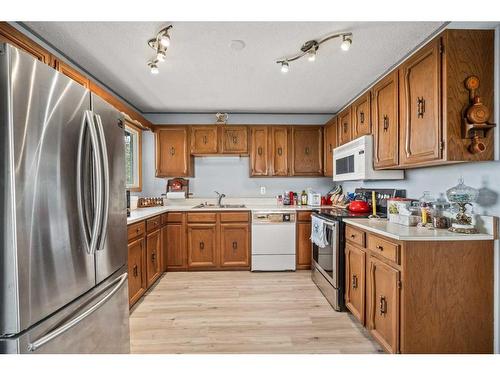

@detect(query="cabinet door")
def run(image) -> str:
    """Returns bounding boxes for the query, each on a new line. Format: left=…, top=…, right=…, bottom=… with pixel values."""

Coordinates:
left=338, top=107, right=352, bottom=146
left=54, top=60, right=90, bottom=89
left=191, top=126, right=218, bottom=154
left=290, top=127, right=323, bottom=176
left=270, top=126, right=289, bottom=176
left=250, top=126, right=269, bottom=176
left=165, top=223, right=187, bottom=271
left=399, top=38, right=442, bottom=166
left=187, top=224, right=218, bottom=269
left=323, top=118, right=337, bottom=177
left=352, top=92, right=371, bottom=139
left=221, top=126, right=248, bottom=154
left=220, top=223, right=250, bottom=268
left=296, top=222, right=312, bottom=270
left=367, top=256, right=400, bottom=353
left=146, top=229, right=162, bottom=288
left=128, top=237, right=146, bottom=307
left=0, top=22, right=53, bottom=65
left=345, top=243, right=366, bottom=324
left=155, top=127, right=192, bottom=177
left=373, top=71, right=399, bottom=168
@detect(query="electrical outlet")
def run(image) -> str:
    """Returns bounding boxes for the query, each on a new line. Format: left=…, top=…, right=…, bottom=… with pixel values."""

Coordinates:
left=260, top=186, right=266, bottom=195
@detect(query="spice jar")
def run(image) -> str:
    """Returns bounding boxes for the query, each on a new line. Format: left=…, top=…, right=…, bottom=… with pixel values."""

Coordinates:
left=418, top=191, right=435, bottom=225
left=430, top=198, right=451, bottom=229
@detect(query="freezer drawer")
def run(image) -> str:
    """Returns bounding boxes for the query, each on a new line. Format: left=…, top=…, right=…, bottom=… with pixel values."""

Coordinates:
left=0, top=269, right=130, bottom=354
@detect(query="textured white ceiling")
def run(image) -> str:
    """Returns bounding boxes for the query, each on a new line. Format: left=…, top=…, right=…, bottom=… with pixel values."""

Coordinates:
left=25, top=22, right=445, bottom=113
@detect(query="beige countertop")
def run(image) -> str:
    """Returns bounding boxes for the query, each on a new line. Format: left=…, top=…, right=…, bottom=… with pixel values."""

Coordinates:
left=127, top=202, right=330, bottom=225
left=342, top=218, right=495, bottom=241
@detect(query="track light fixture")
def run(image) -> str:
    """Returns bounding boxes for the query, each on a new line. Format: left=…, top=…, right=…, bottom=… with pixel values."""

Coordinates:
left=276, top=31, right=353, bottom=73
left=147, top=25, right=173, bottom=74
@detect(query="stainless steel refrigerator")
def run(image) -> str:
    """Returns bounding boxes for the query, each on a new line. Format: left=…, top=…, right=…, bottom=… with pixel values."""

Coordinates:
left=0, top=43, right=130, bottom=353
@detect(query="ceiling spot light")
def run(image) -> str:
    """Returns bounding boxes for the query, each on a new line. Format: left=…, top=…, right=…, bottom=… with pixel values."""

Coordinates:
left=147, top=25, right=173, bottom=73
left=340, top=35, right=352, bottom=51
left=281, top=61, right=289, bottom=73
left=148, top=61, right=159, bottom=74
left=275, top=32, right=352, bottom=72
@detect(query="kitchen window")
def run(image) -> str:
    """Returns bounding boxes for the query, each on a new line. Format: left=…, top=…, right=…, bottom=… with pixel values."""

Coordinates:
left=124, top=122, right=142, bottom=191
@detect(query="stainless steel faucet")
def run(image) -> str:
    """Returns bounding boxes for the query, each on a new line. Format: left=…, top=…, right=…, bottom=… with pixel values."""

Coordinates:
left=214, top=191, right=226, bottom=207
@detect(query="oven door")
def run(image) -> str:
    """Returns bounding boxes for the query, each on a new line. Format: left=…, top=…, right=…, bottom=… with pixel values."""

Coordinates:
left=311, top=216, right=340, bottom=288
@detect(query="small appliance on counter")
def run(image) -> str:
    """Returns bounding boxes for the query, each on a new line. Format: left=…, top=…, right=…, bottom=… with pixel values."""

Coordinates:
left=307, top=191, right=322, bottom=206
left=310, top=188, right=405, bottom=311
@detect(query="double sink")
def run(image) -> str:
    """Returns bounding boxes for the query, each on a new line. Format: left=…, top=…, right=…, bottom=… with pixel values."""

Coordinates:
left=192, top=203, right=246, bottom=209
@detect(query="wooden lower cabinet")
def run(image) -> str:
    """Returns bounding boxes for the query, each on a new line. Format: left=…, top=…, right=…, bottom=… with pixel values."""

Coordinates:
left=220, top=223, right=250, bottom=268
left=345, top=224, right=494, bottom=354
left=345, top=243, right=366, bottom=325
left=296, top=211, right=312, bottom=270
left=146, top=229, right=162, bottom=287
left=366, top=256, right=400, bottom=354
left=187, top=224, right=218, bottom=269
left=127, top=237, right=146, bottom=307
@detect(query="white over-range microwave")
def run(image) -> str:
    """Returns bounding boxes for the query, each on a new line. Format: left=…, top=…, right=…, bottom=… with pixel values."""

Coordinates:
left=333, top=135, right=404, bottom=181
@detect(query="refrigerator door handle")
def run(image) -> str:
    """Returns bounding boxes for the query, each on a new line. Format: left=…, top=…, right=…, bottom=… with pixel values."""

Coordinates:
left=26, top=272, right=128, bottom=352
left=94, top=113, right=110, bottom=251
left=77, top=110, right=103, bottom=255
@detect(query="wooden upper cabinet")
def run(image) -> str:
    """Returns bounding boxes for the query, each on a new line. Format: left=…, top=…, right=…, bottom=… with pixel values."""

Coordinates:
left=399, top=38, right=442, bottom=167
left=290, top=126, right=323, bottom=176
left=191, top=126, right=218, bottom=154
left=345, top=243, right=366, bottom=325
left=250, top=126, right=270, bottom=176
left=220, top=223, right=250, bottom=268
left=54, top=60, right=90, bottom=89
left=372, top=70, right=399, bottom=169
left=338, top=107, right=352, bottom=146
left=367, top=256, right=400, bottom=354
left=323, top=117, right=337, bottom=177
left=270, top=126, right=289, bottom=176
left=352, top=92, right=371, bottom=139
left=155, top=127, right=193, bottom=177
left=221, top=126, right=248, bottom=154
left=0, top=22, right=53, bottom=65
left=187, top=224, right=218, bottom=269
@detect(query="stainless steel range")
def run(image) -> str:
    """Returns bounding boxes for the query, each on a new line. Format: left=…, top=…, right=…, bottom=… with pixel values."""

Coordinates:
left=311, top=189, right=405, bottom=311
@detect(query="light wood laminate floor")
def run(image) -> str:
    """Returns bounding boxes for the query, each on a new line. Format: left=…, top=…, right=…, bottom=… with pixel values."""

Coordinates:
left=129, top=271, right=382, bottom=354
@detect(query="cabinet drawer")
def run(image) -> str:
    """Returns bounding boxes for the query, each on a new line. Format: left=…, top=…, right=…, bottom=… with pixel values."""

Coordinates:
left=366, top=234, right=400, bottom=264
left=187, top=212, right=217, bottom=223
left=346, top=226, right=365, bottom=247
left=166, top=212, right=183, bottom=223
left=297, top=211, right=312, bottom=222
left=128, top=221, right=145, bottom=241
left=146, top=215, right=161, bottom=232
left=220, top=211, right=249, bottom=223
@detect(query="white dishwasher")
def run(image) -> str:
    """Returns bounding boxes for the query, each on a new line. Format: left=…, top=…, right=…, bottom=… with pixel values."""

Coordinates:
left=251, top=211, right=296, bottom=271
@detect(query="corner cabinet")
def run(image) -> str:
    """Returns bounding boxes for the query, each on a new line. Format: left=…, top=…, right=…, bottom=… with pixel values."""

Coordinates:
left=290, top=126, right=323, bottom=176
left=155, top=126, right=193, bottom=177
left=372, top=71, right=399, bottom=169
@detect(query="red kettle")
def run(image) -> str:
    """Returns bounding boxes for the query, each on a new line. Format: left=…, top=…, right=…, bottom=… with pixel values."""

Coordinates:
left=348, top=199, right=371, bottom=213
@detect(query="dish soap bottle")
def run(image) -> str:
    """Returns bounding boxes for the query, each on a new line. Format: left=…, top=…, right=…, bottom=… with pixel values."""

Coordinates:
left=301, top=190, right=308, bottom=206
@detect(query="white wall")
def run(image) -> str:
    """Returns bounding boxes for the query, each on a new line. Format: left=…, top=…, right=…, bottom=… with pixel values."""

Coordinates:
left=139, top=131, right=335, bottom=198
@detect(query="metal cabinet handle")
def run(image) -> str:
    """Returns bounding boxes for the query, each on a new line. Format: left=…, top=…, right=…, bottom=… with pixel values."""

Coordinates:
left=151, top=252, right=156, bottom=262
left=305, top=147, right=310, bottom=155
left=232, top=241, right=238, bottom=250
left=133, top=265, right=138, bottom=277
left=352, top=274, right=358, bottom=289
left=417, top=97, right=426, bottom=118
left=329, top=144, right=333, bottom=154
left=200, top=241, right=204, bottom=250
left=350, top=234, right=356, bottom=239
left=376, top=245, right=384, bottom=251
left=136, top=228, right=140, bottom=233
left=203, top=135, right=208, bottom=144
left=232, top=136, right=238, bottom=144
left=27, top=273, right=128, bottom=352
left=170, top=146, right=175, bottom=156
left=360, top=111, right=365, bottom=124
left=257, top=146, right=263, bottom=156
left=383, top=115, right=389, bottom=132
left=379, top=295, right=387, bottom=315
left=277, top=147, right=283, bottom=156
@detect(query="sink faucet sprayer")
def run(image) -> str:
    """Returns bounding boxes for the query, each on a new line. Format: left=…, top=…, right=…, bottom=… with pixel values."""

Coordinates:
left=214, top=191, right=226, bottom=207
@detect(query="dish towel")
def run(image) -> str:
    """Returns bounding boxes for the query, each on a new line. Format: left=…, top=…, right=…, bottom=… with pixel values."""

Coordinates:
left=310, top=215, right=329, bottom=248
